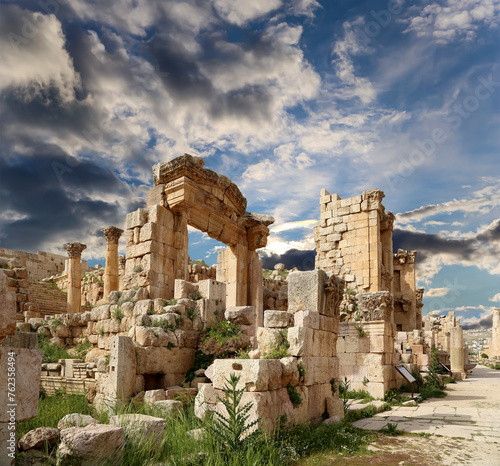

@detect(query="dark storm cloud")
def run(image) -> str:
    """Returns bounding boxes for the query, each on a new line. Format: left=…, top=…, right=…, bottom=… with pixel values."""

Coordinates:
left=476, top=219, right=500, bottom=243
left=260, top=248, right=316, bottom=271
left=462, top=314, right=493, bottom=330
left=392, top=228, right=476, bottom=263
left=0, top=147, right=131, bottom=251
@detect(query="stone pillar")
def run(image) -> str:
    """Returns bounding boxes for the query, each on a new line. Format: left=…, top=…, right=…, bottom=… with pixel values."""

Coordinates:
left=450, top=326, right=466, bottom=379
left=444, top=331, right=450, bottom=354
left=101, top=226, right=123, bottom=300
left=63, top=242, right=86, bottom=314
left=491, top=309, right=500, bottom=359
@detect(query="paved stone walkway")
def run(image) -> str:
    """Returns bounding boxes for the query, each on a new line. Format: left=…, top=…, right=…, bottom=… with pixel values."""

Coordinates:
left=353, top=365, right=500, bottom=444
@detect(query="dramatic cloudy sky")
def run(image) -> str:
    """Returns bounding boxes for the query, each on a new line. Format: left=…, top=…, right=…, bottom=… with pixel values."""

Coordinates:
left=0, top=0, right=499, bottom=329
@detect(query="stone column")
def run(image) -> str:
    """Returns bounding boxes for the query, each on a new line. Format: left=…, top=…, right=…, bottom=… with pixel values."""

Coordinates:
left=444, top=331, right=450, bottom=354
left=101, top=226, right=123, bottom=300
left=491, top=309, right=500, bottom=359
left=450, top=326, right=466, bottom=379
left=63, top=242, right=86, bottom=314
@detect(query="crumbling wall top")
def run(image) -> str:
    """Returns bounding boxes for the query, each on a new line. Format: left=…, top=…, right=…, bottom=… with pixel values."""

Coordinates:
left=153, top=154, right=247, bottom=215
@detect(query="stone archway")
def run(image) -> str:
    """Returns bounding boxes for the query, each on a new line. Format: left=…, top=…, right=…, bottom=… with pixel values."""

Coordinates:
left=123, top=154, right=274, bottom=324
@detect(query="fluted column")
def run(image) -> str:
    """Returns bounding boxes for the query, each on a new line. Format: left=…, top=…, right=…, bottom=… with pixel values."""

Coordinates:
left=101, top=226, right=123, bottom=300
left=63, top=242, right=86, bottom=313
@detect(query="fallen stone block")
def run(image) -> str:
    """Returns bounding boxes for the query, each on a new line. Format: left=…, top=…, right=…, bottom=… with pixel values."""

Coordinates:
left=57, top=424, right=124, bottom=466
left=18, top=427, right=60, bottom=451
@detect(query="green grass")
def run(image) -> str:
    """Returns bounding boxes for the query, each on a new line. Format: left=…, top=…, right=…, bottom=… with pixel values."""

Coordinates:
left=17, top=391, right=374, bottom=466
left=17, top=393, right=95, bottom=439
left=38, top=335, right=77, bottom=363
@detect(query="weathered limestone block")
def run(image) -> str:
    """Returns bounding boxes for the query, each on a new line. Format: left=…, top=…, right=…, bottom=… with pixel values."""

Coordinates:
left=194, top=383, right=218, bottom=419
left=263, top=310, right=290, bottom=328
left=91, top=305, right=110, bottom=322
left=356, top=291, right=393, bottom=321
left=313, top=330, right=337, bottom=357
left=135, top=347, right=195, bottom=375
left=109, top=336, right=136, bottom=401
left=212, top=359, right=276, bottom=392
left=0, top=270, right=16, bottom=337
left=144, top=389, right=166, bottom=404
left=174, top=280, right=198, bottom=300
left=288, top=385, right=309, bottom=426
left=0, top=347, right=42, bottom=422
left=280, top=356, right=299, bottom=387
left=287, top=327, right=314, bottom=357
left=299, top=357, right=336, bottom=385
left=18, top=427, right=60, bottom=451
left=287, top=270, right=327, bottom=315
left=126, top=208, right=148, bottom=230
left=110, top=414, right=166, bottom=448
left=153, top=400, right=183, bottom=418
left=225, top=306, right=254, bottom=325
left=135, top=326, right=159, bottom=347
left=256, top=327, right=283, bottom=355
left=197, top=279, right=226, bottom=305
left=294, top=310, right=319, bottom=329
left=57, top=424, right=124, bottom=466
left=57, top=414, right=100, bottom=430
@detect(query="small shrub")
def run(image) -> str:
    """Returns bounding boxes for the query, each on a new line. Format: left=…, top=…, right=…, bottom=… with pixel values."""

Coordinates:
left=379, top=422, right=403, bottom=436
left=298, top=363, right=306, bottom=378
left=38, top=335, right=74, bottom=363
left=98, top=327, right=105, bottom=337
left=330, top=378, right=337, bottom=396
left=263, top=329, right=290, bottom=359
left=151, top=315, right=181, bottom=332
left=189, top=291, right=202, bottom=301
left=208, top=373, right=261, bottom=454
left=74, top=339, right=92, bottom=360
left=166, top=298, right=178, bottom=306
left=287, top=384, right=303, bottom=408
left=166, top=342, right=176, bottom=350
left=112, top=307, right=123, bottom=322
left=50, top=317, right=62, bottom=331
left=355, top=324, right=366, bottom=337
left=481, top=353, right=488, bottom=359
left=133, top=265, right=143, bottom=273
left=186, top=306, right=197, bottom=321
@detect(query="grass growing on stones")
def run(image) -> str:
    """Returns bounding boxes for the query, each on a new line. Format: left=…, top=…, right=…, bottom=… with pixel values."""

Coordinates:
left=16, top=393, right=94, bottom=440
left=37, top=334, right=76, bottom=363
left=17, top=390, right=374, bottom=466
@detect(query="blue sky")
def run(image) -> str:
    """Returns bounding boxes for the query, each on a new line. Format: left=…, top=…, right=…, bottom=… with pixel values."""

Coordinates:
left=0, top=0, right=499, bottom=329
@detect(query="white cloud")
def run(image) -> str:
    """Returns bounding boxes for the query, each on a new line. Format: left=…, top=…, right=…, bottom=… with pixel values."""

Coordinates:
left=396, top=179, right=500, bottom=225
left=0, top=7, right=81, bottom=102
left=331, top=22, right=377, bottom=104
left=405, top=0, right=500, bottom=44
left=490, top=293, right=500, bottom=302
left=271, top=219, right=317, bottom=233
left=426, top=287, right=450, bottom=297
left=213, top=0, right=282, bottom=26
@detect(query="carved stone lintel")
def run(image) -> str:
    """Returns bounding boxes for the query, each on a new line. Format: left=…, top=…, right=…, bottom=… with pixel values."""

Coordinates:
left=101, top=226, right=124, bottom=244
left=63, top=242, right=87, bottom=258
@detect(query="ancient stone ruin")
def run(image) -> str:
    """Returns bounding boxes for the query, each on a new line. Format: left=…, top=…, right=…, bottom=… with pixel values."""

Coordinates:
left=0, top=153, right=472, bottom=463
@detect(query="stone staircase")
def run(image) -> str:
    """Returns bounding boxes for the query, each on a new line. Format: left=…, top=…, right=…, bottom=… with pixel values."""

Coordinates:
left=28, top=281, right=70, bottom=316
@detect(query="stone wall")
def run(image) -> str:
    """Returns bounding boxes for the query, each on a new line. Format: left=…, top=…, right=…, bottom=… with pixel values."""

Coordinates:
left=336, top=291, right=399, bottom=398
left=0, top=247, right=89, bottom=280
left=0, top=270, right=43, bottom=465
left=314, top=189, right=394, bottom=293
left=195, top=270, right=344, bottom=434
left=393, top=249, right=420, bottom=332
